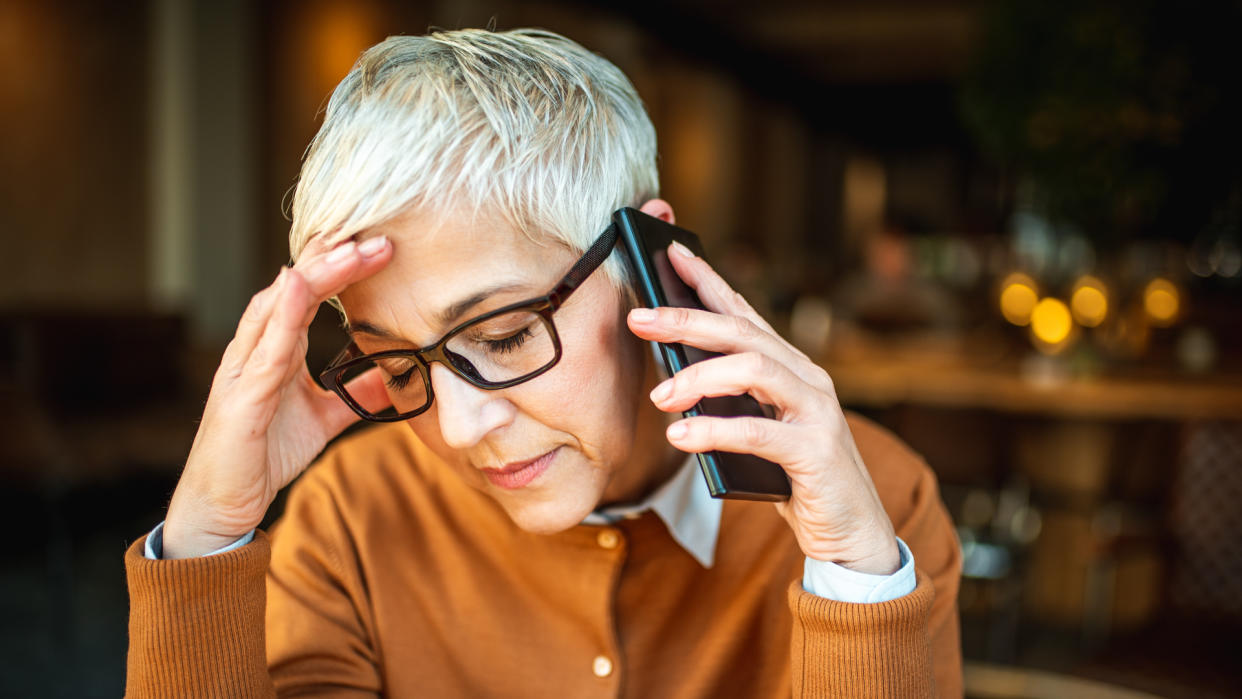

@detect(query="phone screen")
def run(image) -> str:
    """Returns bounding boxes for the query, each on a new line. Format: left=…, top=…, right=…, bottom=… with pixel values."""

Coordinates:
left=614, top=208, right=791, bottom=501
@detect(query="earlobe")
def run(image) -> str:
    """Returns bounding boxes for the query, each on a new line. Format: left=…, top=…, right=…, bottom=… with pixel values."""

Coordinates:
left=638, top=198, right=676, bottom=225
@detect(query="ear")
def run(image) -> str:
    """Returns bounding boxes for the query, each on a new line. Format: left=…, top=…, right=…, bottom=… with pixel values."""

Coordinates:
left=638, top=198, right=676, bottom=225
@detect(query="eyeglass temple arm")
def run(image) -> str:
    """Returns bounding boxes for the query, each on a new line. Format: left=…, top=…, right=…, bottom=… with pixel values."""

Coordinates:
left=549, top=223, right=620, bottom=307
left=327, top=342, right=361, bottom=367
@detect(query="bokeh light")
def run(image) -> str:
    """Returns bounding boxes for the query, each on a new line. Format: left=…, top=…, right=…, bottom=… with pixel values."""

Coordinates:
left=1030, top=297, right=1073, bottom=351
left=1070, top=275, right=1109, bottom=327
left=999, top=273, right=1039, bottom=326
left=1143, top=278, right=1180, bottom=327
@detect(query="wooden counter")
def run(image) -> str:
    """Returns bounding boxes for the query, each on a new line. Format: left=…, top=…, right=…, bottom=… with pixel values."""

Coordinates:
left=821, top=340, right=1242, bottom=421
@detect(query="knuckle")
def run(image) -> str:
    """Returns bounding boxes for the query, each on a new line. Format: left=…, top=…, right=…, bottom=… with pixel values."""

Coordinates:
left=735, top=316, right=760, bottom=340
left=739, top=418, right=768, bottom=448
left=242, top=288, right=275, bottom=322
left=211, top=359, right=238, bottom=386
left=667, top=306, right=693, bottom=327
left=672, top=363, right=699, bottom=392
left=241, top=294, right=265, bottom=321
left=742, top=351, right=772, bottom=377
left=811, top=389, right=836, bottom=416
left=248, top=345, right=286, bottom=378
left=818, top=368, right=836, bottom=395
left=247, top=345, right=271, bottom=372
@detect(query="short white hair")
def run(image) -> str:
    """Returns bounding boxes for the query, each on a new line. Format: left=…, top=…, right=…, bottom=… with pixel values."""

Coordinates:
left=288, top=28, right=659, bottom=292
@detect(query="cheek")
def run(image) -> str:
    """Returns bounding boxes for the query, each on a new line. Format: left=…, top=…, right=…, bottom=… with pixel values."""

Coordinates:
left=552, top=303, right=644, bottom=446
left=508, top=299, right=644, bottom=458
left=519, top=323, right=630, bottom=428
left=403, top=295, right=644, bottom=468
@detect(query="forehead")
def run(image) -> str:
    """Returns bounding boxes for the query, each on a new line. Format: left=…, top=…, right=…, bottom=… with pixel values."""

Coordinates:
left=338, top=207, right=572, bottom=339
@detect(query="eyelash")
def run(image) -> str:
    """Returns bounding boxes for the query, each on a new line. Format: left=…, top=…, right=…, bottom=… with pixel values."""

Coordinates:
left=377, top=322, right=537, bottom=393
left=484, top=327, right=533, bottom=354
left=382, top=327, right=530, bottom=389
left=386, top=368, right=416, bottom=390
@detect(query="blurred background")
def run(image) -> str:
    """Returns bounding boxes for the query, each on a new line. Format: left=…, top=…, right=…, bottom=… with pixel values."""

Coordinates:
left=2, top=0, right=1241, bottom=697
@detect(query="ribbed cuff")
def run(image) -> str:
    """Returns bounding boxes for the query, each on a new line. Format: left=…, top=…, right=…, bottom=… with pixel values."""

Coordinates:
left=788, top=568, right=935, bottom=698
left=124, top=529, right=274, bottom=698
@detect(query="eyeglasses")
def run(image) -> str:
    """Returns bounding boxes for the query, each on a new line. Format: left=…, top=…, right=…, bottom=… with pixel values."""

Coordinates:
left=319, top=222, right=620, bottom=422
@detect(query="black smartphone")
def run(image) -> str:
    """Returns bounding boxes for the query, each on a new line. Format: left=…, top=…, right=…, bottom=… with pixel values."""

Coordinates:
left=614, top=207, right=791, bottom=501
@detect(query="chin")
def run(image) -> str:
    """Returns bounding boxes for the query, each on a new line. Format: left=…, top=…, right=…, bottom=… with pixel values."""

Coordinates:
left=496, top=492, right=599, bottom=535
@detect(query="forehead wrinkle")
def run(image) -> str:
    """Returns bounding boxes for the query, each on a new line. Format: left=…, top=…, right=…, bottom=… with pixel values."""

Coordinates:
left=433, top=281, right=534, bottom=325
left=345, top=206, right=576, bottom=345
left=344, top=296, right=431, bottom=348
left=346, top=276, right=544, bottom=346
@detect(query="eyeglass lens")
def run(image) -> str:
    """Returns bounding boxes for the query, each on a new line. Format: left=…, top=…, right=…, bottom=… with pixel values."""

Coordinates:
left=334, top=309, right=558, bottom=418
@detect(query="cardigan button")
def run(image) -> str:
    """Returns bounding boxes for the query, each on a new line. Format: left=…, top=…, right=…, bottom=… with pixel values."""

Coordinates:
left=596, top=529, right=620, bottom=550
left=592, top=655, right=613, bottom=678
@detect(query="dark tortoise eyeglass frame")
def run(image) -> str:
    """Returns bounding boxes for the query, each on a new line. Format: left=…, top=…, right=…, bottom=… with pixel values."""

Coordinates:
left=318, top=222, right=620, bottom=422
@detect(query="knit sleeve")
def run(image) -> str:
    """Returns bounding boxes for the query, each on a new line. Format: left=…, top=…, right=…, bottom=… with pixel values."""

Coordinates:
left=786, top=413, right=964, bottom=698
left=787, top=570, right=935, bottom=697
left=877, top=440, right=963, bottom=697
left=124, top=529, right=276, bottom=698
left=123, top=464, right=384, bottom=699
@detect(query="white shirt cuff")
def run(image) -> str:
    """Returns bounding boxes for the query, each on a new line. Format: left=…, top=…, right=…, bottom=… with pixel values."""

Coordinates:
left=142, top=520, right=256, bottom=560
left=801, top=537, right=916, bottom=603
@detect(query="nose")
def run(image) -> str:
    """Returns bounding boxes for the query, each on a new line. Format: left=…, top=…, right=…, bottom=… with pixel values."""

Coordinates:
left=428, top=363, right=515, bottom=449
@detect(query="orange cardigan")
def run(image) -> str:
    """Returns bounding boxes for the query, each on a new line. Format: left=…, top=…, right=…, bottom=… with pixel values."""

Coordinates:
left=125, top=413, right=962, bottom=697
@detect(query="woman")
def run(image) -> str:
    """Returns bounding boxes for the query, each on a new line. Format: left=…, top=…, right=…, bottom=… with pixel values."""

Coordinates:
left=126, top=28, right=961, bottom=697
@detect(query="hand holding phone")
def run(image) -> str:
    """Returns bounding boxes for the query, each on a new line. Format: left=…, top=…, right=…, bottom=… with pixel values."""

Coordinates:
left=618, top=205, right=904, bottom=576
left=615, top=207, right=791, bottom=501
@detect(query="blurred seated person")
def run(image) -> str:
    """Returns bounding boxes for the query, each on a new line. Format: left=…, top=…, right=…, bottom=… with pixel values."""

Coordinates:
left=124, top=28, right=962, bottom=698
left=832, top=219, right=963, bottom=340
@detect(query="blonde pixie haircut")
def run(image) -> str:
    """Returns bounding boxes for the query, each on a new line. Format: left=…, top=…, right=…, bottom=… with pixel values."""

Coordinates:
left=288, top=28, right=659, bottom=294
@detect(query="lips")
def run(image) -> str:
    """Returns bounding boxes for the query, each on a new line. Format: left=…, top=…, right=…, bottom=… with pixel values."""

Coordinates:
left=481, top=447, right=559, bottom=490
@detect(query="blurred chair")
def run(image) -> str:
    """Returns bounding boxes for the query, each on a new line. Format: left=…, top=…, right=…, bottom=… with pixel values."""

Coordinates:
left=0, top=310, right=197, bottom=694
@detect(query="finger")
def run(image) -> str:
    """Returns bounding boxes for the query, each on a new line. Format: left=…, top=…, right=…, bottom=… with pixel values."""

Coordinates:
left=218, top=269, right=287, bottom=381
left=239, top=269, right=315, bottom=399
left=628, top=305, right=810, bottom=378
left=665, top=415, right=810, bottom=468
left=291, top=235, right=394, bottom=323
left=665, top=243, right=776, bottom=334
left=218, top=235, right=392, bottom=384
left=295, top=229, right=343, bottom=262
left=665, top=244, right=812, bottom=365
left=649, top=351, right=827, bottom=420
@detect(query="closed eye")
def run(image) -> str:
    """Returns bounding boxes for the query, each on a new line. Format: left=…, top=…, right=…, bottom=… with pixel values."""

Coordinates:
left=484, top=327, right=533, bottom=354
left=385, top=366, right=417, bottom=390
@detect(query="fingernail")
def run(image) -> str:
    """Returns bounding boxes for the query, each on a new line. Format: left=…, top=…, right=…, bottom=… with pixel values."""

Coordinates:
left=630, top=308, right=656, bottom=323
left=670, top=241, right=694, bottom=258
left=667, top=421, right=688, bottom=439
left=358, top=235, right=387, bottom=257
left=650, top=380, right=672, bottom=403
left=326, top=241, right=356, bottom=265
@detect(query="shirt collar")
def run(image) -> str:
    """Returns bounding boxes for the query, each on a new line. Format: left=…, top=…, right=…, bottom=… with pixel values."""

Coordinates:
left=583, top=456, right=721, bottom=568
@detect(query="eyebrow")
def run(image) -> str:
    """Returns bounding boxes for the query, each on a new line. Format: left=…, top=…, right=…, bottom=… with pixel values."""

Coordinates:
left=345, top=281, right=534, bottom=340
